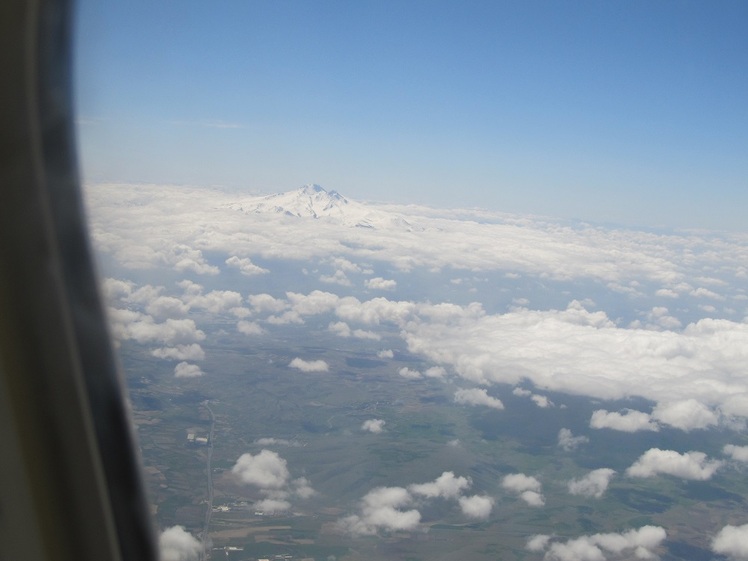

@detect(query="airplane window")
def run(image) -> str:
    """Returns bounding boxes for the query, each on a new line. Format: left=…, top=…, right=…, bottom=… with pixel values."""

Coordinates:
left=73, top=2, right=748, bottom=561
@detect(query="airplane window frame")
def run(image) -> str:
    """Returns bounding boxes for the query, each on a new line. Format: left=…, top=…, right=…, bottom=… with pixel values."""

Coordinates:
left=0, top=1, right=157, bottom=560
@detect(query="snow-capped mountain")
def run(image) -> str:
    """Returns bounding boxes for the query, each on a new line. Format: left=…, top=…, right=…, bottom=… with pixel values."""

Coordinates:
left=225, top=184, right=421, bottom=231
left=229, top=184, right=350, bottom=219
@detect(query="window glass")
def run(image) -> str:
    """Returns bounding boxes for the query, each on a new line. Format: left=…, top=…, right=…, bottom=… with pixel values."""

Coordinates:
left=75, top=3, right=748, bottom=561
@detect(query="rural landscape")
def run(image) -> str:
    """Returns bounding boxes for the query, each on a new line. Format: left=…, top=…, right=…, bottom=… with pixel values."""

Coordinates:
left=89, top=184, right=748, bottom=561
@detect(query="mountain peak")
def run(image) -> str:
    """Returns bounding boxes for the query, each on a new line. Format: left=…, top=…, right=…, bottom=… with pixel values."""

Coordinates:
left=298, top=184, right=347, bottom=203
left=300, top=183, right=326, bottom=193
left=225, top=185, right=420, bottom=231
left=227, top=184, right=350, bottom=220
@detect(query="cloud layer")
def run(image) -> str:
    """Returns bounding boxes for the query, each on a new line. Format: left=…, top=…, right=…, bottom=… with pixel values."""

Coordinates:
left=86, top=184, right=748, bottom=556
left=85, top=184, right=748, bottom=292
left=93, top=183, right=748, bottom=430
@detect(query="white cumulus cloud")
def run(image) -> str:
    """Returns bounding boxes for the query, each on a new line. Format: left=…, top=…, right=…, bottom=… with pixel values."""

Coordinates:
left=399, top=367, right=422, bottom=379
left=401, top=301, right=748, bottom=429
left=254, top=438, right=297, bottom=447
left=520, top=491, right=545, bottom=507
left=329, top=321, right=352, bottom=337
left=330, top=321, right=381, bottom=340
left=526, top=534, right=552, bottom=552
left=248, top=293, right=288, bottom=314
left=338, top=486, right=421, bottom=536
left=178, top=283, right=244, bottom=314
left=350, top=328, right=381, bottom=339
left=237, top=320, right=264, bottom=335
left=589, top=409, right=659, bottom=433
left=293, top=477, right=316, bottom=499
left=159, top=526, right=202, bottom=561
left=362, top=419, right=386, bottom=433
left=112, top=313, right=206, bottom=346
left=320, top=269, right=352, bottom=286
left=712, top=523, right=748, bottom=560
left=145, top=295, right=189, bottom=320
left=232, top=449, right=290, bottom=489
left=724, top=444, right=748, bottom=463
left=287, top=290, right=341, bottom=316
left=626, top=448, right=723, bottom=480
left=502, top=473, right=544, bottom=506
left=267, top=310, right=303, bottom=325
left=424, top=366, right=447, bottom=378
left=568, top=469, right=616, bottom=498
left=225, top=255, right=269, bottom=276
left=454, top=388, right=504, bottom=410
left=339, top=470, right=483, bottom=535
left=366, top=277, right=397, bottom=291
left=558, top=428, right=589, bottom=451
left=253, top=498, right=291, bottom=513
left=174, top=362, right=204, bottom=378
left=651, top=399, right=719, bottom=431
left=152, top=343, right=205, bottom=361
left=458, top=495, right=493, bottom=519
left=531, top=394, right=553, bottom=408
left=502, top=473, right=542, bottom=493
left=101, top=277, right=134, bottom=301
left=533, top=526, right=666, bottom=561
left=289, top=358, right=329, bottom=372
left=409, top=471, right=471, bottom=499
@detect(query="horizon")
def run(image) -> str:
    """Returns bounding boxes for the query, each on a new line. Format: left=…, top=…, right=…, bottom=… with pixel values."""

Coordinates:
left=74, top=1, right=748, bottom=232
left=82, top=181, right=748, bottom=236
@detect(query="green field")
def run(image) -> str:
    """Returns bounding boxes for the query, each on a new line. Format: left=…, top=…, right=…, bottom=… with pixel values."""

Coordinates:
left=124, top=321, right=747, bottom=561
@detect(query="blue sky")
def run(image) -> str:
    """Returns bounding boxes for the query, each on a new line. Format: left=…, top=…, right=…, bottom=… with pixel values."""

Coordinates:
left=74, top=1, right=747, bottom=230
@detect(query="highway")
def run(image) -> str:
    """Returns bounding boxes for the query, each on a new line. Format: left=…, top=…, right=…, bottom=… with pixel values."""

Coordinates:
left=202, top=401, right=215, bottom=560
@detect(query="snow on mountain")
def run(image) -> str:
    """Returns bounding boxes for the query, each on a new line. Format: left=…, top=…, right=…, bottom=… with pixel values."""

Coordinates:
left=225, top=184, right=422, bottom=231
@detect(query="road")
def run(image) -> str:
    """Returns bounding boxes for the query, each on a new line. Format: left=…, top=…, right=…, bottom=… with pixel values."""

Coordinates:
left=202, top=401, right=215, bottom=560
